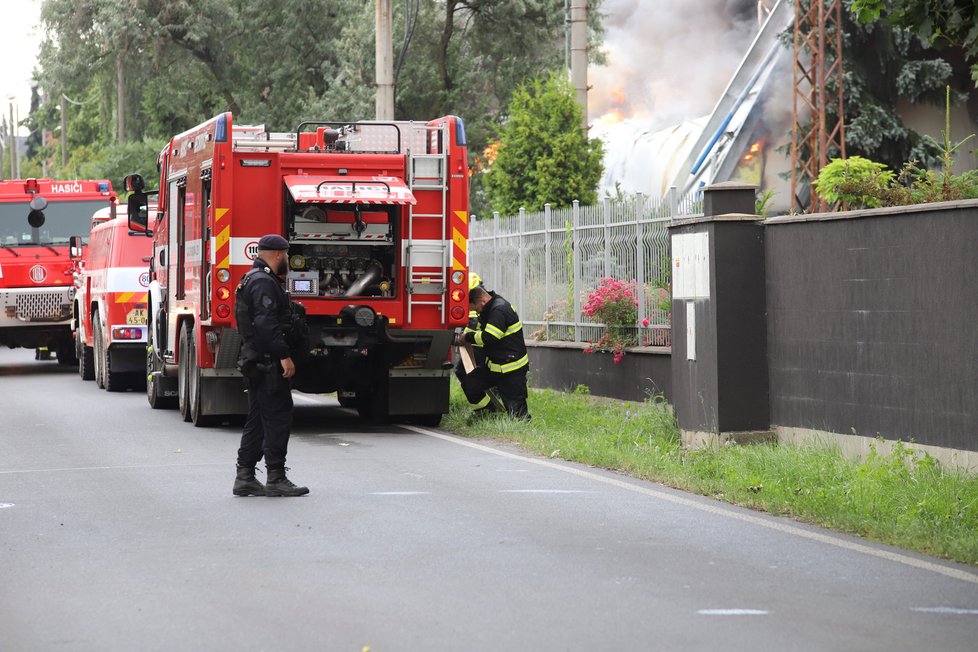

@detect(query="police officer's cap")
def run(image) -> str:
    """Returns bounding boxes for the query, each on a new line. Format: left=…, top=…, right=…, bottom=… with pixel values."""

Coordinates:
left=257, top=234, right=290, bottom=251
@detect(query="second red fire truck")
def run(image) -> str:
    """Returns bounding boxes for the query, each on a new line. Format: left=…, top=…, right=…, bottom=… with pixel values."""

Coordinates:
left=127, top=112, right=470, bottom=426
left=72, top=205, right=155, bottom=391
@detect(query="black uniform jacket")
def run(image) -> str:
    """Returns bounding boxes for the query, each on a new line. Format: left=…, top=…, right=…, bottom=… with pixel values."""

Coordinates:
left=236, top=257, right=292, bottom=363
left=464, top=291, right=528, bottom=374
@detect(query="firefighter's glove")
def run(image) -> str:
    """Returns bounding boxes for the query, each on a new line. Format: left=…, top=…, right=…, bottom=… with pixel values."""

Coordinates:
left=452, top=331, right=466, bottom=347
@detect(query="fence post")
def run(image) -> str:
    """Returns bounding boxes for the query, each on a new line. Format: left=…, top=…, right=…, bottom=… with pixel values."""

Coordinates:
left=492, top=210, right=500, bottom=288
left=635, top=194, right=646, bottom=342
left=603, top=196, right=611, bottom=279
left=572, top=200, right=581, bottom=343
left=667, top=185, right=679, bottom=217
left=544, top=203, right=552, bottom=337
left=518, top=207, right=526, bottom=317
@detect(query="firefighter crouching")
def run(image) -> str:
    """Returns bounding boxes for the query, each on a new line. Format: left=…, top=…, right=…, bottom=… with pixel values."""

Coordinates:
left=233, top=234, right=309, bottom=497
left=455, top=275, right=531, bottom=420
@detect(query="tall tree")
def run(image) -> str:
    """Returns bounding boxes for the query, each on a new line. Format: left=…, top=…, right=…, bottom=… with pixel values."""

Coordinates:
left=483, top=73, right=604, bottom=214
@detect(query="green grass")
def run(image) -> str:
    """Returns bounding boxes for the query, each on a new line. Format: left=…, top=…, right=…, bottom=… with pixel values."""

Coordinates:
left=442, top=382, right=978, bottom=566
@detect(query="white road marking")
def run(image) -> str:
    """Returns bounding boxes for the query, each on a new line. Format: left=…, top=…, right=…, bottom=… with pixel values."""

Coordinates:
left=370, top=491, right=431, bottom=496
left=499, top=489, right=595, bottom=494
left=910, top=607, right=978, bottom=615
left=403, top=426, right=978, bottom=586
left=0, top=503, right=14, bottom=509
left=697, top=609, right=769, bottom=616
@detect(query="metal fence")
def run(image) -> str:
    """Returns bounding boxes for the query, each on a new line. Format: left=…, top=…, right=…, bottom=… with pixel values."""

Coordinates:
left=469, top=190, right=702, bottom=348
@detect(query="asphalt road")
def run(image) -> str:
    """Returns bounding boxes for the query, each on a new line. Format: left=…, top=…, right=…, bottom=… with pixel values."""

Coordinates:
left=1, top=347, right=976, bottom=651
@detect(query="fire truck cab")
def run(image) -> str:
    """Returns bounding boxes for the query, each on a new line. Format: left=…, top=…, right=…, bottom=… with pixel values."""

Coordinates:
left=0, top=178, right=115, bottom=363
left=128, top=113, right=470, bottom=426
left=72, top=205, right=154, bottom=391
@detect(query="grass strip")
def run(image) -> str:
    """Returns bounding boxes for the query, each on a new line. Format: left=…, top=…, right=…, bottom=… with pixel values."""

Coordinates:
left=442, top=382, right=978, bottom=566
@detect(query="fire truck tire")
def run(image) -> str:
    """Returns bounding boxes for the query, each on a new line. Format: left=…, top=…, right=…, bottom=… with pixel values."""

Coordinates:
left=93, top=318, right=107, bottom=389
left=187, top=334, right=214, bottom=427
left=56, top=338, right=78, bottom=366
left=146, top=346, right=177, bottom=410
left=178, top=323, right=192, bottom=422
left=407, top=413, right=442, bottom=427
left=78, top=344, right=95, bottom=381
left=103, top=345, right=128, bottom=393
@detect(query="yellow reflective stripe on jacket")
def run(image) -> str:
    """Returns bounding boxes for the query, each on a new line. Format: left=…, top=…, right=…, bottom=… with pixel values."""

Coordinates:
left=488, top=354, right=529, bottom=374
left=470, top=394, right=491, bottom=409
left=504, top=321, right=523, bottom=336
left=464, top=326, right=484, bottom=347
left=473, top=330, right=485, bottom=347
left=483, top=323, right=505, bottom=339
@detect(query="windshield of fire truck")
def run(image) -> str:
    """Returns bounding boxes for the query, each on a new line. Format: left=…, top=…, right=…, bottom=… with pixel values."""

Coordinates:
left=0, top=199, right=110, bottom=246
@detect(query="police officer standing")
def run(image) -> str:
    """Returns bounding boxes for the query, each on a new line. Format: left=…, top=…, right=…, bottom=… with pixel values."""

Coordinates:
left=457, top=277, right=531, bottom=419
left=233, top=234, right=309, bottom=497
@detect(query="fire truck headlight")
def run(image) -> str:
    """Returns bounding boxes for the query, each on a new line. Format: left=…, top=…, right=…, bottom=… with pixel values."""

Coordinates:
left=342, top=304, right=375, bottom=328
left=216, top=304, right=231, bottom=319
left=451, top=270, right=465, bottom=285
left=217, top=286, right=231, bottom=300
left=216, top=269, right=231, bottom=283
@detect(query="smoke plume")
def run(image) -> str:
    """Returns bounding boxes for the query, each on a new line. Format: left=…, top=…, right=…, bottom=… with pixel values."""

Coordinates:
left=591, top=0, right=761, bottom=129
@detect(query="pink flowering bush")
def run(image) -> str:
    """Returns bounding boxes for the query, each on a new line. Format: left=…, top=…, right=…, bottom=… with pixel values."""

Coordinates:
left=582, top=278, right=638, bottom=362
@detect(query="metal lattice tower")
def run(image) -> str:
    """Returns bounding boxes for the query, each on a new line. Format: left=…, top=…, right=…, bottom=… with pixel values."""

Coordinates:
left=791, top=0, right=846, bottom=213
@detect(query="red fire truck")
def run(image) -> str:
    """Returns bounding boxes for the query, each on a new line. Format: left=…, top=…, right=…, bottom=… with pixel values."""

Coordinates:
left=71, top=205, right=154, bottom=391
left=127, top=112, right=470, bottom=426
left=0, top=178, right=115, bottom=363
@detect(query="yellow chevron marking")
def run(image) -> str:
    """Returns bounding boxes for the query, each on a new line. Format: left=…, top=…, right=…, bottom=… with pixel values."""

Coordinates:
left=218, top=256, right=230, bottom=269
left=115, top=292, right=135, bottom=303
left=453, top=228, right=467, bottom=252
left=454, top=209, right=468, bottom=225
left=216, top=225, right=230, bottom=249
left=215, top=207, right=229, bottom=223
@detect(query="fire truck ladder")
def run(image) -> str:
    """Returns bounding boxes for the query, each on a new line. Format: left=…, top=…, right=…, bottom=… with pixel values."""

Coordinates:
left=405, top=123, right=450, bottom=324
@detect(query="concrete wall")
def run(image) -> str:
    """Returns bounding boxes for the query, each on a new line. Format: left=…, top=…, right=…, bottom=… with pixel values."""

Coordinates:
left=526, top=342, right=671, bottom=403
left=765, top=201, right=978, bottom=452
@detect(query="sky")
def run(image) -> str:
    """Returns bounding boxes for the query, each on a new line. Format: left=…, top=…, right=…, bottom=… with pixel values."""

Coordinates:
left=1, top=0, right=43, bottom=136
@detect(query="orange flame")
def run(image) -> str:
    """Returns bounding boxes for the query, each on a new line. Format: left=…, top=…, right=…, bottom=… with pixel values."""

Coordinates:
left=742, top=140, right=763, bottom=162
left=610, top=86, right=625, bottom=106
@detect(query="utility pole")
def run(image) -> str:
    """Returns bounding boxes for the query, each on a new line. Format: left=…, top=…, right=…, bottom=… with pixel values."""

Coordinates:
left=8, top=97, right=15, bottom=180
left=569, top=0, right=589, bottom=129
left=375, top=0, right=394, bottom=120
left=60, top=92, right=68, bottom=169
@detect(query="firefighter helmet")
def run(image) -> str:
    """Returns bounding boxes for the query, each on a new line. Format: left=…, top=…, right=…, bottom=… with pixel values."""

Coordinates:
left=468, top=271, right=483, bottom=291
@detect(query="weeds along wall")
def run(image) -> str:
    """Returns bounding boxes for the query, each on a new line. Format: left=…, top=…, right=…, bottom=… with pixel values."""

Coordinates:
left=764, top=200, right=978, bottom=452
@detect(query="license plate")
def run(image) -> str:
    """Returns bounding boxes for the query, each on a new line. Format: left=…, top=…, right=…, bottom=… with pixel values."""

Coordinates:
left=126, top=309, right=148, bottom=325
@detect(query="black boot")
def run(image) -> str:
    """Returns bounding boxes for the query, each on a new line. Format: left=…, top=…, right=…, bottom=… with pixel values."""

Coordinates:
left=266, top=467, right=309, bottom=497
left=233, top=465, right=266, bottom=497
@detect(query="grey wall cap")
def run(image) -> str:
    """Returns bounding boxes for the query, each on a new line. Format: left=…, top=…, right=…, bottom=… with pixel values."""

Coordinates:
left=765, top=197, right=978, bottom=225
left=668, top=213, right=762, bottom=228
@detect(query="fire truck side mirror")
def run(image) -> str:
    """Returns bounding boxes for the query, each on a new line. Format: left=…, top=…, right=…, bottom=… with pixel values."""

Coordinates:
left=127, top=192, right=152, bottom=237
left=68, top=236, right=83, bottom=260
left=124, top=174, right=145, bottom=193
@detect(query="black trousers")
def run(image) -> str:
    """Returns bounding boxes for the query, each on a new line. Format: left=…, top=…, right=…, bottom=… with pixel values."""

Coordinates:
left=237, top=367, right=294, bottom=469
left=457, top=364, right=530, bottom=419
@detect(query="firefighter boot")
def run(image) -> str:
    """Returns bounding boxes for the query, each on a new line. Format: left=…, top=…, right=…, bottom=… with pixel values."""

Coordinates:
left=233, top=465, right=266, bottom=497
left=265, top=467, right=309, bottom=497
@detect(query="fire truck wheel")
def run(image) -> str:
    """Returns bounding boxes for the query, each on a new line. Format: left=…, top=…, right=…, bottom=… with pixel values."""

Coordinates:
left=407, top=413, right=442, bottom=427
left=78, top=344, right=95, bottom=381
left=178, top=323, right=192, bottom=422
left=103, top=344, right=127, bottom=393
left=146, top=346, right=177, bottom=409
left=55, top=338, right=78, bottom=366
left=188, top=335, right=211, bottom=427
left=93, top=318, right=106, bottom=389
